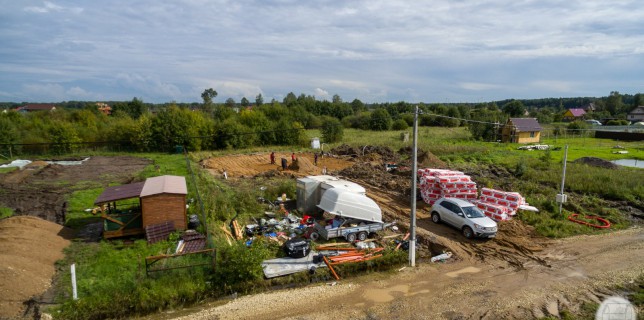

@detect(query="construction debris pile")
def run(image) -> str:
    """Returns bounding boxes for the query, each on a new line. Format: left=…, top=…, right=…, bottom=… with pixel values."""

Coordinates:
left=418, top=168, right=529, bottom=221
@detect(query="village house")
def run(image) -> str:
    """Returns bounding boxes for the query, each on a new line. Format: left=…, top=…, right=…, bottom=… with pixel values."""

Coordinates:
left=501, top=118, right=542, bottom=143
left=562, top=108, right=586, bottom=122
left=96, top=102, right=112, bottom=115
left=627, top=106, right=644, bottom=123
left=15, top=103, right=57, bottom=113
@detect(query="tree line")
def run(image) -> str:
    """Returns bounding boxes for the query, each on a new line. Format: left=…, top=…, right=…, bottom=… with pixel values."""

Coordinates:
left=1, top=91, right=641, bottom=154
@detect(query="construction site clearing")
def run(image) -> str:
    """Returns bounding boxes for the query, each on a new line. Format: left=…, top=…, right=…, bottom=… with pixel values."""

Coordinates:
left=0, top=147, right=642, bottom=319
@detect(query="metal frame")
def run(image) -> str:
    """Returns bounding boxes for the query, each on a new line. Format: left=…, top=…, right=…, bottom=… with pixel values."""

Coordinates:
left=145, top=248, right=216, bottom=276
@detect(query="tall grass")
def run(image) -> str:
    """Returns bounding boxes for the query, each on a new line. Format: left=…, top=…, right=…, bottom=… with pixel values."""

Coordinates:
left=0, top=206, right=14, bottom=219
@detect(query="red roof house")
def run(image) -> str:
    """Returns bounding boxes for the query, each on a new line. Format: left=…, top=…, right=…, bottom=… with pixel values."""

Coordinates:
left=562, top=108, right=586, bottom=122
left=15, top=104, right=57, bottom=113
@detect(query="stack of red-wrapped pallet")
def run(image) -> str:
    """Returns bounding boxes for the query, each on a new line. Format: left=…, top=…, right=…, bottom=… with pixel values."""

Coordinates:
left=473, top=188, right=527, bottom=221
left=417, top=168, right=477, bottom=205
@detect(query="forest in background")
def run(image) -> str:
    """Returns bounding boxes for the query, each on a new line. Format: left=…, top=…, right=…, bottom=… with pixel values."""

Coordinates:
left=1, top=91, right=642, bottom=154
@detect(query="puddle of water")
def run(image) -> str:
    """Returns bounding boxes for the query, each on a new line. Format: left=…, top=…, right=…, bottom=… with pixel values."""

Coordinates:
left=445, top=266, right=481, bottom=278
left=611, top=159, right=644, bottom=168
left=362, top=284, right=409, bottom=303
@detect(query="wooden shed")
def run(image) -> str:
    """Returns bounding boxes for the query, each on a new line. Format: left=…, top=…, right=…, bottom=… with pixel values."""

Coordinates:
left=94, top=175, right=188, bottom=239
left=140, top=175, right=188, bottom=230
left=501, top=118, right=542, bottom=143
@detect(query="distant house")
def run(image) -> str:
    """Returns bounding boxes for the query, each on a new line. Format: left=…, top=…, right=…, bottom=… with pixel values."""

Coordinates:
left=96, top=102, right=112, bottom=115
left=562, top=108, right=586, bottom=122
left=15, top=103, right=56, bottom=113
left=627, top=106, right=644, bottom=123
left=501, top=118, right=542, bottom=143
left=580, top=102, right=596, bottom=113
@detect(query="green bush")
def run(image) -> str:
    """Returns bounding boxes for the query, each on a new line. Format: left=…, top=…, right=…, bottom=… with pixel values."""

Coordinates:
left=391, top=119, right=409, bottom=130
left=321, top=117, right=343, bottom=143
left=369, top=108, right=392, bottom=131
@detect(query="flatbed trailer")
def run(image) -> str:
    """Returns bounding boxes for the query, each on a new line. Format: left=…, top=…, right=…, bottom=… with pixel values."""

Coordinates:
left=309, top=219, right=394, bottom=242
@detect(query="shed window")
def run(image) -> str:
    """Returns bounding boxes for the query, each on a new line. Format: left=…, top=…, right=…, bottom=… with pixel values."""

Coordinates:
left=530, top=131, right=535, bottom=138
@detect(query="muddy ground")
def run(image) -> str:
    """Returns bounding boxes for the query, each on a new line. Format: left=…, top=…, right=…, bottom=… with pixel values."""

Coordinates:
left=0, top=156, right=151, bottom=224
left=197, top=147, right=643, bottom=319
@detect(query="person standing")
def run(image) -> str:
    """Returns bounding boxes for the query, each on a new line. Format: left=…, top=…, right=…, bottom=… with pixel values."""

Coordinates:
left=270, top=152, right=275, bottom=164
left=291, top=152, right=296, bottom=162
left=314, top=152, right=318, bottom=165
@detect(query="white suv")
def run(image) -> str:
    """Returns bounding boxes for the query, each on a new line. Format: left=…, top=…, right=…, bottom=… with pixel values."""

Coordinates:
left=430, top=198, right=497, bottom=239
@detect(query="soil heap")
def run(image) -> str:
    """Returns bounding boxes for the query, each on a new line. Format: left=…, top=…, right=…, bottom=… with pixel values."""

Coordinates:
left=0, top=216, right=74, bottom=318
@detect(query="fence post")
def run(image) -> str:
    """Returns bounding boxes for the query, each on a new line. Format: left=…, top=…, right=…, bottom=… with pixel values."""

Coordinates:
left=71, top=263, right=78, bottom=300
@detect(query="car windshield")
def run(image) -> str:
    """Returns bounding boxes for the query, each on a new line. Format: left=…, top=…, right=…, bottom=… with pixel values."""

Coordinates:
left=463, top=206, right=485, bottom=218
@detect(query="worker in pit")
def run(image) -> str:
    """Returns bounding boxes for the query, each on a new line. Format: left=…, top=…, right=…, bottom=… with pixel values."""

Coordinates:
left=314, top=152, right=318, bottom=165
left=291, top=152, right=296, bottom=162
left=270, top=151, right=275, bottom=164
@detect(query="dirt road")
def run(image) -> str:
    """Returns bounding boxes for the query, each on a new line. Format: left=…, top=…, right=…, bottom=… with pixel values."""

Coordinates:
left=172, top=227, right=643, bottom=320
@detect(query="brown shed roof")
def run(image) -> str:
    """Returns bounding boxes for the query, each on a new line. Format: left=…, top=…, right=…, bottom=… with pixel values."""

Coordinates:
left=94, top=182, right=145, bottom=205
left=94, top=175, right=187, bottom=205
left=140, top=175, right=187, bottom=197
left=508, top=118, right=542, bottom=132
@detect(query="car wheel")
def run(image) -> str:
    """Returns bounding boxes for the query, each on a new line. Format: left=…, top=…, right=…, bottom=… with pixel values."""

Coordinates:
left=346, top=233, right=357, bottom=243
left=357, top=231, right=368, bottom=241
left=309, top=232, right=320, bottom=241
left=431, top=212, right=441, bottom=224
left=462, top=226, right=474, bottom=239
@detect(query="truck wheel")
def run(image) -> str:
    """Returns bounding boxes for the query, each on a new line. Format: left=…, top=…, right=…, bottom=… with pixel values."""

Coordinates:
left=346, top=233, right=357, bottom=243
left=309, top=232, right=320, bottom=241
left=431, top=212, right=441, bottom=224
left=357, top=232, right=368, bottom=241
left=462, top=226, right=474, bottom=239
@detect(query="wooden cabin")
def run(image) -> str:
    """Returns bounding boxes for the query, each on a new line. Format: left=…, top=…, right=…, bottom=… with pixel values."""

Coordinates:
left=501, top=118, right=542, bottom=144
left=94, top=175, right=187, bottom=239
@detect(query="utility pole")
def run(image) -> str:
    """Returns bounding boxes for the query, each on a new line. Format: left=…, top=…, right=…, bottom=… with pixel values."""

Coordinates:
left=409, top=105, right=419, bottom=267
left=557, top=145, right=569, bottom=215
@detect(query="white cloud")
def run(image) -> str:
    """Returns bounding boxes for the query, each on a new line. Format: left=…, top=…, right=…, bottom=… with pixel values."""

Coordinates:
left=24, top=1, right=63, bottom=13
left=22, top=83, right=66, bottom=101
left=23, top=1, right=83, bottom=14
left=460, top=82, right=501, bottom=91
left=531, top=80, right=576, bottom=93
left=314, top=88, right=329, bottom=99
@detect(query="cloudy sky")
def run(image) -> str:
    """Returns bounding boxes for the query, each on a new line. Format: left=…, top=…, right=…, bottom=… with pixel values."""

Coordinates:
left=1, top=1, right=643, bottom=104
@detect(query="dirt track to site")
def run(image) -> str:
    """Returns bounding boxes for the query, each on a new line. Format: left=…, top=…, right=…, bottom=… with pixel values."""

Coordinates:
left=195, top=150, right=644, bottom=320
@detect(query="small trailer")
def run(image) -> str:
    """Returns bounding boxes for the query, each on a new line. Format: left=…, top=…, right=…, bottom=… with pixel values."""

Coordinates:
left=306, top=188, right=394, bottom=242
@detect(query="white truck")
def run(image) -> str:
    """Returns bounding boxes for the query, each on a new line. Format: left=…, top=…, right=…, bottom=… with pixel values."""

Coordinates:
left=306, top=188, right=394, bottom=242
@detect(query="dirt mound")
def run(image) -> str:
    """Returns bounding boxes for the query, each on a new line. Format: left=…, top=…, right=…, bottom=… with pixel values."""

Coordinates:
left=398, top=147, right=446, bottom=168
left=337, top=162, right=410, bottom=194
left=0, top=216, right=74, bottom=318
left=331, top=144, right=397, bottom=161
left=573, top=157, right=619, bottom=169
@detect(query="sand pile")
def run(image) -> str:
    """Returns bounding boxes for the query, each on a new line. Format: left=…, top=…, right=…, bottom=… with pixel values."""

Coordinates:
left=0, top=216, right=73, bottom=318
